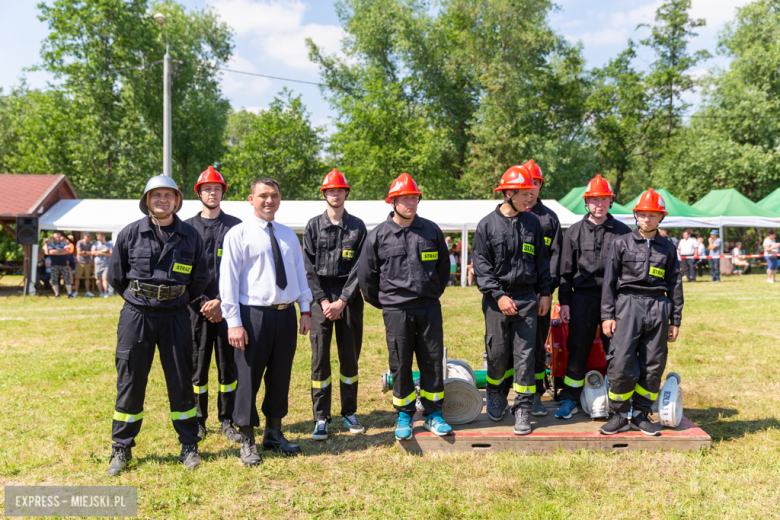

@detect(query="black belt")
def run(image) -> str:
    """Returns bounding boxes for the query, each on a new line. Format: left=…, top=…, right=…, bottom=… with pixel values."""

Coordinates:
left=129, top=280, right=186, bottom=301
left=263, top=303, right=292, bottom=310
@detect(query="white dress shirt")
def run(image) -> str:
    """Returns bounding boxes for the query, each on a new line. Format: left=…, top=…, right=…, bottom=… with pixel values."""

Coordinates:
left=678, top=237, right=697, bottom=256
left=220, top=215, right=312, bottom=328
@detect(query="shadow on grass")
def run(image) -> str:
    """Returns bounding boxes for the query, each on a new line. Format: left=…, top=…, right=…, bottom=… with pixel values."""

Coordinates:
left=282, top=409, right=400, bottom=454
left=685, top=408, right=780, bottom=442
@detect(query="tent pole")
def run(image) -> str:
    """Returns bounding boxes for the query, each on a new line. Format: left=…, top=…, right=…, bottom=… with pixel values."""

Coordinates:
left=460, top=226, right=468, bottom=288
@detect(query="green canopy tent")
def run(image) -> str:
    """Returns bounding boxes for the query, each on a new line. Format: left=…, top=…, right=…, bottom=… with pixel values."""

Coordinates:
left=557, top=186, right=632, bottom=216
left=757, top=187, right=780, bottom=213
left=693, top=188, right=780, bottom=230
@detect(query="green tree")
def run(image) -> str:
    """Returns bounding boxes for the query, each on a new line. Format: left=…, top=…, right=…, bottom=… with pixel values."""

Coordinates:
left=653, top=0, right=780, bottom=201
left=221, top=90, right=325, bottom=201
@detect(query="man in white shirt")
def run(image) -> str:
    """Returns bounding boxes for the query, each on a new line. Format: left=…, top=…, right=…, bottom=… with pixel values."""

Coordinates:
left=677, top=229, right=698, bottom=282
left=220, top=177, right=313, bottom=466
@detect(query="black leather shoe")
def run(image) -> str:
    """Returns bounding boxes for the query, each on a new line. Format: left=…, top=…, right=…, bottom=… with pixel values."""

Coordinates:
left=107, top=447, right=131, bottom=477
left=262, top=418, right=301, bottom=456
left=239, top=429, right=262, bottom=467
left=179, top=443, right=201, bottom=470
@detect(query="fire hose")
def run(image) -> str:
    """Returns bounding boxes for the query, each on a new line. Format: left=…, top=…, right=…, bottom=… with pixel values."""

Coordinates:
left=380, top=349, right=484, bottom=425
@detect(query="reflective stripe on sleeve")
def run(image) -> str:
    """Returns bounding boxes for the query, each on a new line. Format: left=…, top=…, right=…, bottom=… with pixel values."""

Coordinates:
left=564, top=376, right=584, bottom=388
left=113, top=411, right=143, bottom=423
left=171, top=407, right=197, bottom=421
left=312, top=375, right=332, bottom=389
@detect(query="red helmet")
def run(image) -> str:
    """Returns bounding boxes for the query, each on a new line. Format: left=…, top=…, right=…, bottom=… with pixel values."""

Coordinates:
left=583, top=175, right=614, bottom=198
left=523, top=159, right=545, bottom=183
left=320, top=168, right=351, bottom=192
left=193, top=166, right=228, bottom=195
left=494, top=165, right=534, bottom=192
left=633, top=188, right=668, bottom=215
left=385, top=173, right=422, bottom=204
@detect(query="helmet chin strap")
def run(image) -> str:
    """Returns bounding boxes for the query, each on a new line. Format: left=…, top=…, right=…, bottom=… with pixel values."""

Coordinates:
left=324, top=191, right=348, bottom=210
left=504, top=190, right=519, bottom=212
left=147, top=193, right=178, bottom=238
left=634, top=213, right=664, bottom=233
left=392, top=199, right=414, bottom=220
left=198, top=190, right=220, bottom=210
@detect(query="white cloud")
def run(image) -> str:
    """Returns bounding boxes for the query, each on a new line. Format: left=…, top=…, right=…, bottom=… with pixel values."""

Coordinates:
left=220, top=53, right=272, bottom=95
left=212, top=0, right=345, bottom=71
left=689, top=0, right=752, bottom=29
left=243, top=106, right=267, bottom=114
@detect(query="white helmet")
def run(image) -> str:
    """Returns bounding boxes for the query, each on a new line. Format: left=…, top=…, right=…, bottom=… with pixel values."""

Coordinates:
left=139, top=175, right=183, bottom=215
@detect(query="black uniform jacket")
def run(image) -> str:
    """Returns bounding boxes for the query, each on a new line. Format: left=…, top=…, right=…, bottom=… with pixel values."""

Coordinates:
left=601, top=229, right=684, bottom=327
left=108, top=215, right=208, bottom=314
left=358, top=212, right=450, bottom=309
left=184, top=210, right=243, bottom=310
left=473, top=205, right=552, bottom=302
left=527, top=200, right=563, bottom=290
left=303, top=209, right=367, bottom=304
left=558, top=213, right=631, bottom=305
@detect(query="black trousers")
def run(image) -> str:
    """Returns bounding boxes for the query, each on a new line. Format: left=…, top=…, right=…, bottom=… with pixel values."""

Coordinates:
left=233, top=305, right=298, bottom=428
left=681, top=259, right=696, bottom=282
left=189, top=308, right=236, bottom=425
left=383, top=303, right=444, bottom=416
left=534, top=308, right=551, bottom=395
left=607, top=294, right=670, bottom=414
left=310, top=287, right=364, bottom=421
left=483, top=292, right=538, bottom=412
left=559, top=292, right=611, bottom=402
left=112, top=305, right=199, bottom=449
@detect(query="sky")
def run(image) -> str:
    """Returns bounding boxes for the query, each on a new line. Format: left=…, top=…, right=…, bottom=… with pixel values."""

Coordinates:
left=0, top=0, right=753, bottom=131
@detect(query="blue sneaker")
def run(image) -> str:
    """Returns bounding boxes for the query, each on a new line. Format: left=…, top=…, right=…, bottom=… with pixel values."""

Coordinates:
left=395, top=412, right=414, bottom=440
left=555, top=399, right=578, bottom=419
left=423, top=411, right=453, bottom=436
left=312, top=420, right=328, bottom=441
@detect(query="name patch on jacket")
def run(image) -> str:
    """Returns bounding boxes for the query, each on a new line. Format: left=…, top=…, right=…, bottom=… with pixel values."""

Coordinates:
left=342, top=249, right=355, bottom=259
left=544, top=237, right=552, bottom=246
left=421, top=251, right=438, bottom=261
left=649, top=266, right=665, bottom=278
left=172, top=263, right=193, bottom=274
left=522, top=243, right=535, bottom=255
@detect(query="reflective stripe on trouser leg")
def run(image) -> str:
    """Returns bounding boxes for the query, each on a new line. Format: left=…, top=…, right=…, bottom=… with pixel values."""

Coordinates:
left=310, top=300, right=335, bottom=421
left=607, top=293, right=669, bottom=414
left=113, top=308, right=199, bottom=449
left=534, top=308, right=550, bottom=394
left=559, top=292, right=605, bottom=402
left=334, top=291, right=363, bottom=417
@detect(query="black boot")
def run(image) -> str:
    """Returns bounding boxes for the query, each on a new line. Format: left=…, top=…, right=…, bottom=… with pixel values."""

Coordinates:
left=197, top=422, right=207, bottom=440
left=107, top=447, right=131, bottom=477
left=179, top=444, right=201, bottom=470
left=222, top=419, right=242, bottom=443
left=238, top=426, right=261, bottom=467
left=262, top=417, right=301, bottom=456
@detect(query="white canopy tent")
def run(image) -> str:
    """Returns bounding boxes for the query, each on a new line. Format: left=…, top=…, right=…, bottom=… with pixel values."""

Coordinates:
left=39, top=198, right=580, bottom=287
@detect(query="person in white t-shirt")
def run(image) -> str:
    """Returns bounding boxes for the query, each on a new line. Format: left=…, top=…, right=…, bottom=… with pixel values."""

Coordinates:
left=677, top=229, right=698, bottom=282
left=695, top=236, right=707, bottom=278
left=732, top=241, right=750, bottom=275
left=763, top=229, right=779, bottom=283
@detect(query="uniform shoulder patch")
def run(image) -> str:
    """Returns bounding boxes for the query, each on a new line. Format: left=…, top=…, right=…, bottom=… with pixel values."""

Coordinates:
left=421, top=251, right=438, bottom=261
left=522, top=243, right=535, bottom=255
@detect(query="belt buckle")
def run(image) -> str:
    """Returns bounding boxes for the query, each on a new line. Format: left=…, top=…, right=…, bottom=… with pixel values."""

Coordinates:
left=278, top=303, right=288, bottom=310
left=157, top=285, right=165, bottom=301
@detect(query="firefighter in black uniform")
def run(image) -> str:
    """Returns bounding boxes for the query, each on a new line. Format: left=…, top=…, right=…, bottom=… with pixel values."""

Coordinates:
left=600, top=189, right=683, bottom=436
left=358, top=173, right=451, bottom=441
left=473, top=164, right=552, bottom=435
left=303, top=169, right=367, bottom=441
left=555, top=175, right=631, bottom=420
left=106, top=175, right=208, bottom=476
left=185, top=167, right=243, bottom=442
left=523, top=159, right=562, bottom=416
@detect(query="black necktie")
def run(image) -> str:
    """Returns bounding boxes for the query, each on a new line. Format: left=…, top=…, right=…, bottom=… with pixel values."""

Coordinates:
left=267, top=222, right=288, bottom=290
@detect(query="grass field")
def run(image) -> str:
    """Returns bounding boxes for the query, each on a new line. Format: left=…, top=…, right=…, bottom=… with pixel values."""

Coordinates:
left=1, top=274, right=779, bottom=519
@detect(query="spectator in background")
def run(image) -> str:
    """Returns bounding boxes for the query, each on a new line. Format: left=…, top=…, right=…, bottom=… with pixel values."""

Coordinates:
left=36, top=251, right=52, bottom=292
left=732, top=241, right=750, bottom=275
left=764, top=229, right=779, bottom=283
left=707, top=229, right=722, bottom=282
left=46, top=232, right=74, bottom=299
left=658, top=228, right=678, bottom=247
left=677, top=229, right=697, bottom=282
left=448, top=247, right=457, bottom=286
left=75, top=232, right=95, bottom=297
left=65, top=235, right=76, bottom=290
left=445, top=236, right=452, bottom=249
left=93, top=232, right=113, bottom=297
left=696, top=236, right=707, bottom=278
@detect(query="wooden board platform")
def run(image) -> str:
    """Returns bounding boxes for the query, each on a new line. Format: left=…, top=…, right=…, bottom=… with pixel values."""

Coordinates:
left=400, top=391, right=711, bottom=454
